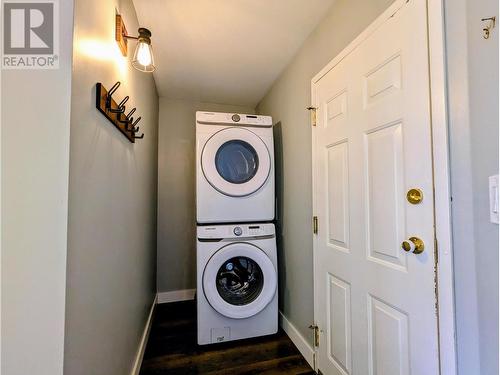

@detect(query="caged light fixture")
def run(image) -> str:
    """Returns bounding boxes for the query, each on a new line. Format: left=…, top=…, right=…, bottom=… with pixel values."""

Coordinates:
left=116, top=14, right=156, bottom=72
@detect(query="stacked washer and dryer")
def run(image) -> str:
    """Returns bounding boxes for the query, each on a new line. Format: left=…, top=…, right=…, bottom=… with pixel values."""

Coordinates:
left=196, top=111, right=278, bottom=345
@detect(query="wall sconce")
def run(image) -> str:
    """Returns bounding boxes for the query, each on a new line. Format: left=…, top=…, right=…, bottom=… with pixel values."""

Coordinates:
left=116, top=14, right=156, bottom=72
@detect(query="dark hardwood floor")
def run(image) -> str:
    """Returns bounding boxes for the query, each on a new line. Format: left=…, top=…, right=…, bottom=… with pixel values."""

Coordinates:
left=139, top=300, right=315, bottom=375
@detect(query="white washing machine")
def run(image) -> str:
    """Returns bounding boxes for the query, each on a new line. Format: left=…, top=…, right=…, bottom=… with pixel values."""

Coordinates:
left=196, top=111, right=275, bottom=224
left=197, top=223, right=278, bottom=345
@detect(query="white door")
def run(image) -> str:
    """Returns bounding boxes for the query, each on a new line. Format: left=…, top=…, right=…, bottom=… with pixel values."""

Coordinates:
left=312, top=1, right=439, bottom=374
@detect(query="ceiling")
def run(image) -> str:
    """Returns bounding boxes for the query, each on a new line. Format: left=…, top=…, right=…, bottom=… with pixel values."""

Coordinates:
left=132, top=0, right=336, bottom=107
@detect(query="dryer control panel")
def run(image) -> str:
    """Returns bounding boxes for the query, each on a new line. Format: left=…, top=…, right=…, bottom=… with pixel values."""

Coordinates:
left=196, top=111, right=272, bottom=127
left=197, top=223, right=275, bottom=240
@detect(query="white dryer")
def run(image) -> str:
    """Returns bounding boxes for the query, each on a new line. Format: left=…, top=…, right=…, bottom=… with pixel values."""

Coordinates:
left=197, top=223, right=278, bottom=345
left=196, top=111, right=275, bottom=224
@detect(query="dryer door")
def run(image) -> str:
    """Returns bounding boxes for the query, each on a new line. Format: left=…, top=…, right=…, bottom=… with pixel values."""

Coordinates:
left=203, top=243, right=277, bottom=319
left=201, top=127, right=271, bottom=197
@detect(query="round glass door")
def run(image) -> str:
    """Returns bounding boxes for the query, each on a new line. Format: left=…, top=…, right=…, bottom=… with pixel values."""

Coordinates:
left=216, top=256, right=264, bottom=306
left=203, top=243, right=277, bottom=319
left=201, top=128, right=271, bottom=197
left=215, top=141, right=259, bottom=184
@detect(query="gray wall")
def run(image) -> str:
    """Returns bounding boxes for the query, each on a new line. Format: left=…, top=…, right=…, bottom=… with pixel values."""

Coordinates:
left=64, top=0, right=159, bottom=374
left=157, top=99, right=254, bottom=293
left=256, top=0, right=395, bottom=344
left=445, top=0, right=499, bottom=374
left=1, top=1, right=75, bottom=374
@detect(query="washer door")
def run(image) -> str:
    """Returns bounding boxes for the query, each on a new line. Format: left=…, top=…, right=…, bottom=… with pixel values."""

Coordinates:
left=203, top=243, right=277, bottom=319
left=201, top=127, right=271, bottom=197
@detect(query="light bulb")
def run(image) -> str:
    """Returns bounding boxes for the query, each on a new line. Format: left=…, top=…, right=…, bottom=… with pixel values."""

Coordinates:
left=136, top=42, right=152, bottom=66
left=131, top=28, right=156, bottom=72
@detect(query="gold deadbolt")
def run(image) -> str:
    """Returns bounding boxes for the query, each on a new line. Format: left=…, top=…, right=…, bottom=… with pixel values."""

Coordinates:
left=407, top=188, right=423, bottom=204
left=402, top=237, right=425, bottom=254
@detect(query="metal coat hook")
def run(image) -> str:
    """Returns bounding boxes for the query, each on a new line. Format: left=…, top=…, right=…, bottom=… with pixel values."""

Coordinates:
left=117, top=115, right=132, bottom=125
left=121, top=109, right=137, bottom=130
left=125, top=117, right=141, bottom=132
left=105, top=81, right=121, bottom=108
left=125, top=108, right=136, bottom=120
left=131, top=116, right=141, bottom=128
left=108, top=95, right=129, bottom=113
left=125, top=118, right=134, bottom=131
left=134, top=133, right=144, bottom=139
left=107, top=81, right=120, bottom=97
left=482, top=16, right=496, bottom=39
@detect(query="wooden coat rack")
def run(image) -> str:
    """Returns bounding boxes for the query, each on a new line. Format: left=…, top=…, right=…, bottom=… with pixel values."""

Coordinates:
left=95, top=81, right=144, bottom=143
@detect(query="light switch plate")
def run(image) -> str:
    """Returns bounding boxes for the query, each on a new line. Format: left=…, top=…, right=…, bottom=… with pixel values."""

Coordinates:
left=489, top=175, right=499, bottom=224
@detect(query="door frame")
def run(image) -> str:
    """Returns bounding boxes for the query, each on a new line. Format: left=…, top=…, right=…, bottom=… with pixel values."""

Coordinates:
left=310, top=1, right=457, bottom=374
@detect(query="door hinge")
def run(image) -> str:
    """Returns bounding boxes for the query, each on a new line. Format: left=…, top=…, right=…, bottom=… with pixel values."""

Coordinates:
left=313, top=216, right=318, bottom=234
left=309, top=324, right=320, bottom=347
left=307, top=106, right=317, bottom=127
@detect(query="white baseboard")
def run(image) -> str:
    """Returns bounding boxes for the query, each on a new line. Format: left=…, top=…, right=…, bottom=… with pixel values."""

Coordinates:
left=157, top=289, right=196, bottom=304
left=279, top=311, right=315, bottom=370
left=130, top=295, right=157, bottom=375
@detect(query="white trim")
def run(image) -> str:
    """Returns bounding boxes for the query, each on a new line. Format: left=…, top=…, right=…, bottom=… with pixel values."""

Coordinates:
left=311, top=1, right=457, bottom=374
left=157, top=289, right=196, bottom=304
left=279, top=312, right=315, bottom=370
left=427, top=0, right=457, bottom=373
left=130, top=295, right=157, bottom=375
left=0, top=13, right=2, bottom=373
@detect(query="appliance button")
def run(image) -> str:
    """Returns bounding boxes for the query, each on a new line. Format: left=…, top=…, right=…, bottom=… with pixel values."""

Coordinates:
left=233, top=227, right=243, bottom=236
left=231, top=114, right=241, bottom=122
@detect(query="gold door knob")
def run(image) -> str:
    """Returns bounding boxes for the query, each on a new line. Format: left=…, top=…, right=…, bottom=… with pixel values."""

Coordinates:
left=401, top=237, right=425, bottom=254
left=407, top=188, right=423, bottom=204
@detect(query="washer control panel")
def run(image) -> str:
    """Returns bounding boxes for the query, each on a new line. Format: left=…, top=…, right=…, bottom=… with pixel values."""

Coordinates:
left=198, top=223, right=275, bottom=239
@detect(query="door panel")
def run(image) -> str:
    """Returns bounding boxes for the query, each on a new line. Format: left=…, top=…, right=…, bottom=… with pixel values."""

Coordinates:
left=365, top=123, right=406, bottom=270
left=364, top=54, right=402, bottom=108
left=313, top=2, right=439, bottom=374
left=327, top=274, right=352, bottom=375
left=327, top=91, right=348, bottom=122
left=327, top=141, right=350, bottom=250
left=368, top=296, right=410, bottom=375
